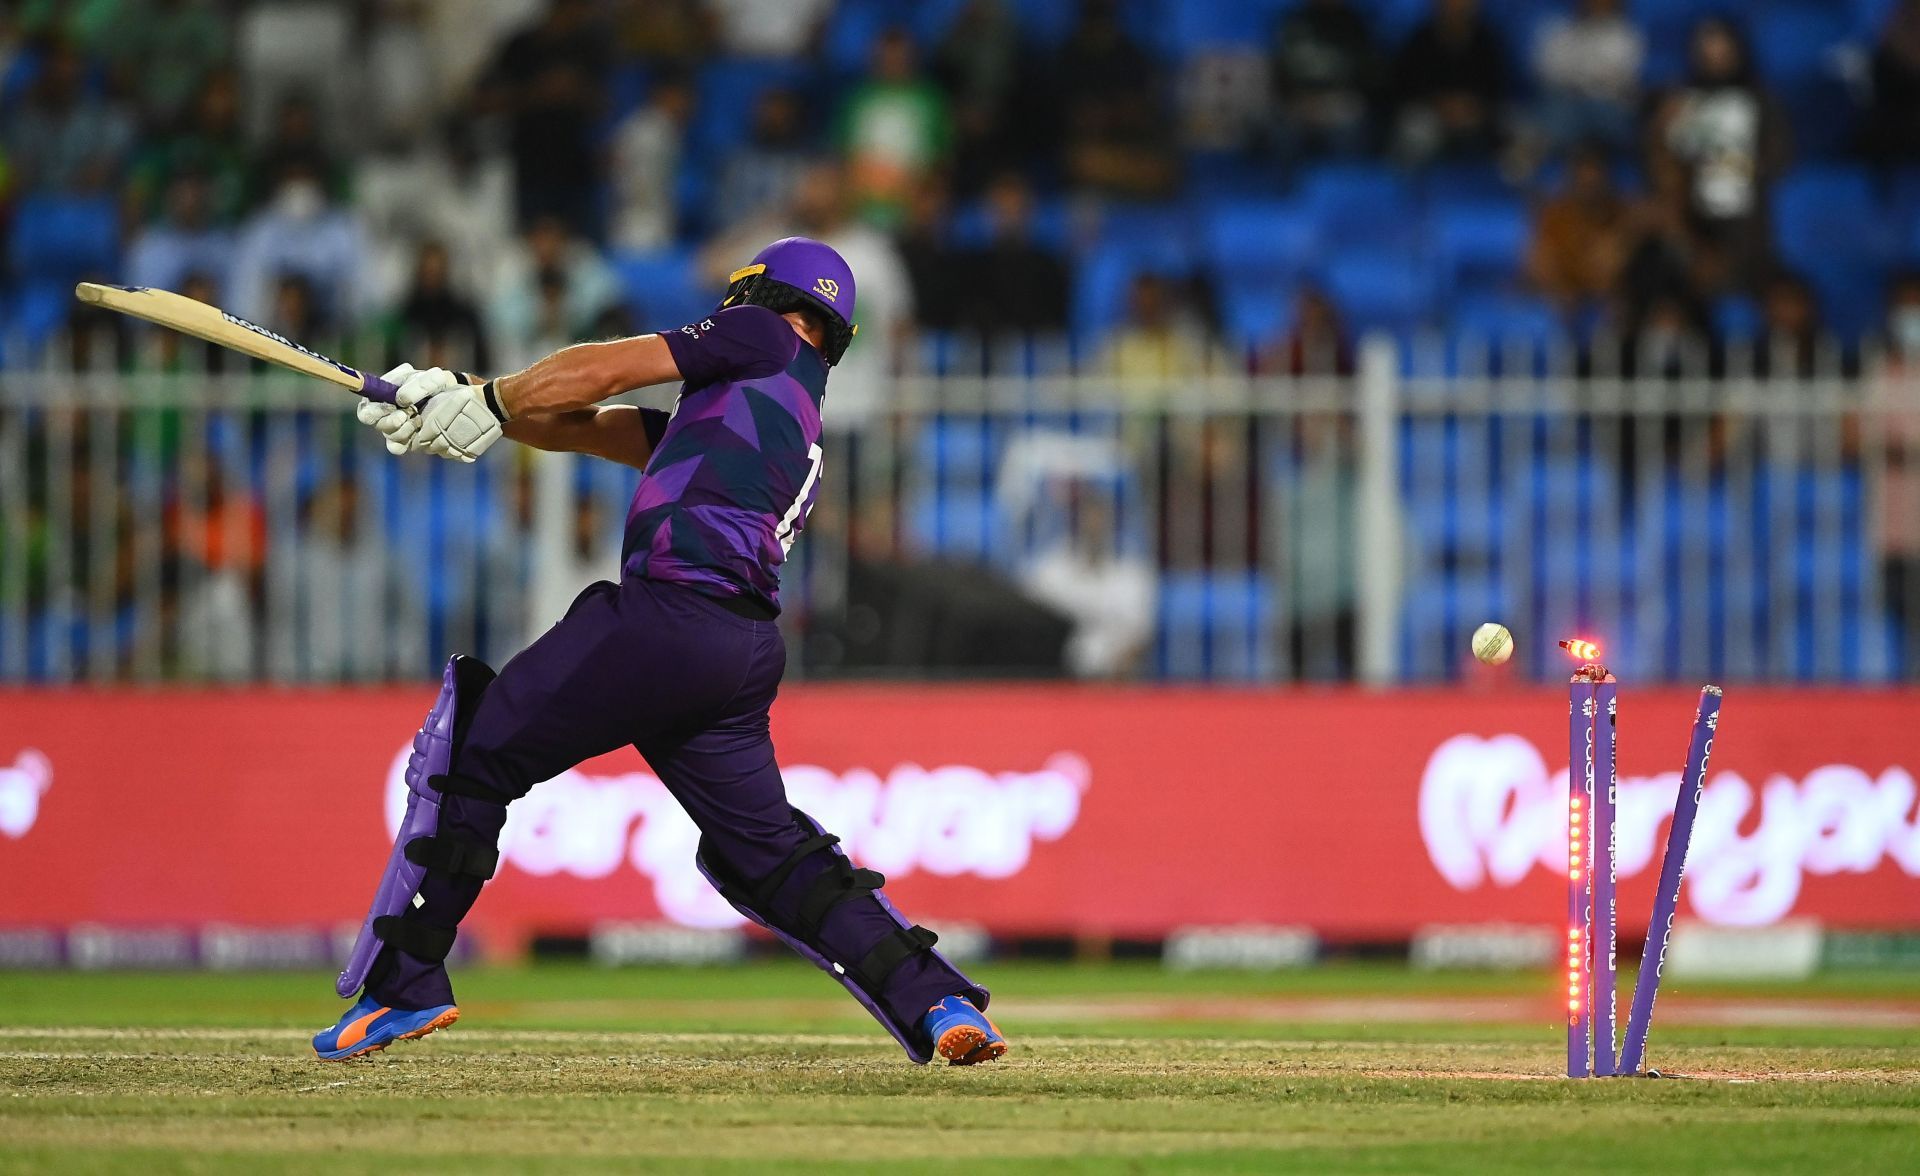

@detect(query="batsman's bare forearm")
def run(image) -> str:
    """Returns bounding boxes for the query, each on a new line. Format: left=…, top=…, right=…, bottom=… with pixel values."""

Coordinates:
left=503, top=406, right=656, bottom=470
left=491, top=334, right=682, bottom=418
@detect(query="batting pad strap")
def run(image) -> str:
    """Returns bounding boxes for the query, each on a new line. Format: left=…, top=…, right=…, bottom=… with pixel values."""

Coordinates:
left=796, top=861, right=886, bottom=939
left=404, top=835, right=500, bottom=880
left=750, top=832, right=841, bottom=909
left=429, top=772, right=513, bottom=806
left=852, top=925, right=939, bottom=991
left=372, top=914, right=457, bottom=962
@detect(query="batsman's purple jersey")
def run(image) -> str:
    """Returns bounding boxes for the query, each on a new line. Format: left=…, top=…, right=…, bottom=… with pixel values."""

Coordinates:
left=629, top=305, right=826, bottom=613
left=357, top=293, right=986, bottom=1058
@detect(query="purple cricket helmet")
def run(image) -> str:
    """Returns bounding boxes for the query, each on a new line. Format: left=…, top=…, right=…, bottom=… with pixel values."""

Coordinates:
left=719, top=236, right=858, bottom=364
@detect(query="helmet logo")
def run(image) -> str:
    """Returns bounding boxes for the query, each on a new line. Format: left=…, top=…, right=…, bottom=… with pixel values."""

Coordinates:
left=813, top=277, right=840, bottom=302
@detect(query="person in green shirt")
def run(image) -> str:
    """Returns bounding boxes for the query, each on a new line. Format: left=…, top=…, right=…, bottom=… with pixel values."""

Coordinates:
left=837, top=27, right=950, bottom=230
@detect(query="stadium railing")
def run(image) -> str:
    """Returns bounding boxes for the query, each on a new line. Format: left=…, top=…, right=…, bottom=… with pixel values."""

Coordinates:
left=0, top=336, right=1911, bottom=685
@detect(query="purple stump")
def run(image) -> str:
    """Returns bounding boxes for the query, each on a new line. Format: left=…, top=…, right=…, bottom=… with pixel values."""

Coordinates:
left=1565, top=676, right=1597, bottom=1078
left=1592, top=677, right=1619, bottom=1075
left=1619, top=685, right=1721, bottom=1076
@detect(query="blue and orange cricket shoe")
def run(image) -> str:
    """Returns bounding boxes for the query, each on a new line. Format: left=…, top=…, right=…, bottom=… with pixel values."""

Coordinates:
left=922, top=996, right=1007, bottom=1066
left=312, top=993, right=459, bottom=1061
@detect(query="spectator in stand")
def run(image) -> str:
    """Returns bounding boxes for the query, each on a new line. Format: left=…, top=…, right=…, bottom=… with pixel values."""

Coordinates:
left=1872, top=273, right=1920, bottom=678
left=1270, top=0, right=1382, bottom=159
left=935, top=0, right=1032, bottom=194
left=278, top=471, right=423, bottom=682
left=487, top=215, right=620, bottom=370
left=1866, top=0, right=1920, bottom=164
left=1019, top=485, right=1155, bottom=680
left=228, top=157, right=368, bottom=327
left=357, top=117, right=517, bottom=305
left=265, top=273, right=338, bottom=360
left=1531, top=0, right=1644, bottom=154
left=897, top=177, right=961, bottom=331
left=1528, top=143, right=1632, bottom=312
left=704, top=0, right=832, bottom=59
left=107, top=0, right=231, bottom=130
left=386, top=239, right=491, bottom=374
left=616, top=0, right=713, bottom=69
left=1258, top=284, right=1353, bottom=376
left=1612, top=159, right=1722, bottom=343
left=701, top=161, right=916, bottom=427
left=1622, top=289, right=1710, bottom=380
left=1755, top=270, right=1830, bottom=379
left=479, top=0, right=607, bottom=234
left=360, top=0, right=441, bottom=151
left=4, top=38, right=134, bottom=193
left=839, top=27, right=950, bottom=229
left=1058, top=0, right=1177, bottom=199
left=165, top=455, right=266, bottom=681
left=607, top=74, right=691, bottom=250
left=127, top=68, right=250, bottom=223
left=126, top=173, right=235, bottom=296
left=713, top=87, right=813, bottom=231
left=1650, top=15, right=1789, bottom=294
left=1102, top=273, right=1210, bottom=390
left=247, top=92, right=345, bottom=209
left=1391, top=0, right=1508, bottom=162
left=955, top=173, right=1069, bottom=335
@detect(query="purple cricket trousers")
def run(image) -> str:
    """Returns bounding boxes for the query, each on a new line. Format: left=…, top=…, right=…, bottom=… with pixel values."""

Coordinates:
left=367, top=575, right=969, bottom=1030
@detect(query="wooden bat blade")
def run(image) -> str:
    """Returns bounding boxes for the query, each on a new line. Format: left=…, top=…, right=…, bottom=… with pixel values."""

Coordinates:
left=73, top=282, right=401, bottom=403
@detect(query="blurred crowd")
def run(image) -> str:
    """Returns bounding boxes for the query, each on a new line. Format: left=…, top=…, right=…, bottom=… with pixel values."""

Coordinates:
left=8, top=0, right=1920, bottom=378
left=4, top=0, right=1920, bottom=684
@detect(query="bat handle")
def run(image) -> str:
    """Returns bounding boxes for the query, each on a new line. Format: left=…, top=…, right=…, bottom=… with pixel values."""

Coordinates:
left=361, top=373, right=405, bottom=406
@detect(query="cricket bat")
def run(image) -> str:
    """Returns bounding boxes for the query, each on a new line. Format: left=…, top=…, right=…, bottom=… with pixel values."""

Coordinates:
left=73, top=282, right=404, bottom=405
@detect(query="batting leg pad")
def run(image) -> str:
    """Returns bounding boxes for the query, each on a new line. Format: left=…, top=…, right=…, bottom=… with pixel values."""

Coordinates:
left=336, top=654, right=498, bottom=997
left=694, top=807, right=988, bottom=1064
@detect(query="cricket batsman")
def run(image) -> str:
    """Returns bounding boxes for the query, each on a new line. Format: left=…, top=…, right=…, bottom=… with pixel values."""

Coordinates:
left=312, top=238, right=1004, bottom=1066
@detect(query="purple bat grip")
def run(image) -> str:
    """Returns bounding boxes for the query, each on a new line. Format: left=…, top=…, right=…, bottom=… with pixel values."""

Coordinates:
left=360, top=372, right=405, bottom=405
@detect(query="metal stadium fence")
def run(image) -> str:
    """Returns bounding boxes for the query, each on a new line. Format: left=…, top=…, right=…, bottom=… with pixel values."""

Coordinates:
left=2, top=338, right=1915, bottom=685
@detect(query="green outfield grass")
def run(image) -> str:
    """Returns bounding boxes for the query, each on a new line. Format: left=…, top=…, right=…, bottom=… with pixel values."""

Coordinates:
left=2, top=962, right=1917, bottom=1173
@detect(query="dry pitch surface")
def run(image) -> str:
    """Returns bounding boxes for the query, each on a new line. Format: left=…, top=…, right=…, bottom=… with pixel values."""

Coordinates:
left=2, top=962, right=1917, bottom=1173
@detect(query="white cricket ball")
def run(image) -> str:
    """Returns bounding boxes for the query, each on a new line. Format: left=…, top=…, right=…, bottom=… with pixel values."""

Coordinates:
left=1471, top=622, right=1513, bottom=666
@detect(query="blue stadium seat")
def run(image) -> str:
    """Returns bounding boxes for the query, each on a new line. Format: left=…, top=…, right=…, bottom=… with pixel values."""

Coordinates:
left=1202, top=199, right=1318, bottom=276
left=1094, top=203, right=1192, bottom=253
left=913, top=418, right=999, bottom=485
left=1713, top=295, right=1763, bottom=343
left=1214, top=274, right=1294, bottom=348
left=1772, top=165, right=1895, bottom=338
left=1298, top=165, right=1414, bottom=247
left=1430, top=201, right=1529, bottom=293
left=1154, top=0, right=1298, bottom=57
left=1009, top=0, right=1078, bottom=45
left=906, top=488, right=1003, bottom=562
left=7, top=281, right=73, bottom=350
left=947, top=195, right=1072, bottom=252
left=9, top=194, right=118, bottom=283
left=1155, top=570, right=1277, bottom=681
left=1451, top=291, right=1562, bottom=342
left=688, top=58, right=808, bottom=163
left=1750, top=3, right=1855, bottom=86
left=612, top=248, right=707, bottom=327
left=1420, top=161, right=1513, bottom=209
left=1852, top=0, right=1901, bottom=38
left=821, top=0, right=898, bottom=74
left=1324, top=249, right=1436, bottom=334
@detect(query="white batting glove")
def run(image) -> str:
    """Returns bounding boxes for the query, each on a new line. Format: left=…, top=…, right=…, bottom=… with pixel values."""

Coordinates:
left=407, top=368, right=506, bottom=463
left=356, top=363, right=424, bottom=455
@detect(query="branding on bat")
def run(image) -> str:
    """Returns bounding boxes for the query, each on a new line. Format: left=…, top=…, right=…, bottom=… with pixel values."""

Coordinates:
left=219, top=311, right=360, bottom=377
